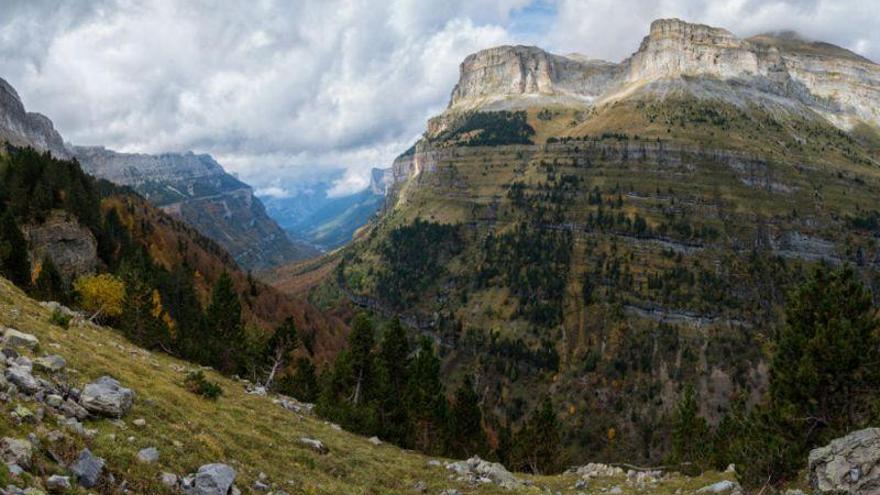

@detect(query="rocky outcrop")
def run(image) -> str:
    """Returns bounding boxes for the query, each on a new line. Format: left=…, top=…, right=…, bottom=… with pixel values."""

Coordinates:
left=370, top=167, right=393, bottom=195
left=0, top=77, right=70, bottom=158
left=24, top=210, right=99, bottom=280
left=810, top=428, right=880, bottom=495
left=74, top=146, right=317, bottom=270
left=444, top=18, right=880, bottom=128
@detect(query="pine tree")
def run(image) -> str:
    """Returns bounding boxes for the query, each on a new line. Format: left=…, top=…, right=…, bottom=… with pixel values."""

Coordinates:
left=513, top=397, right=562, bottom=474
left=406, top=337, right=447, bottom=454
left=770, top=264, right=880, bottom=438
left=0, top=210, right=30, bottom=287
left=264, top=317, right=298, bottom=389
left=447, top=373, right=487, bottom=457
left=284, top=356, right=319, bottom=402
left=348, top=313, right=375, bottom=406
left=375, top=318, right=412, bottom=445
left=671, top=384, right=709, bottom=474
left=205, top=271, right=245, bottom=374
left=32, top=255, right=65, bottom=302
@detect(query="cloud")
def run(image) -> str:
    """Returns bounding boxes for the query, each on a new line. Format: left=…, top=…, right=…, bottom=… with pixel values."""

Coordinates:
left=1, top=0, right=877, bottom=195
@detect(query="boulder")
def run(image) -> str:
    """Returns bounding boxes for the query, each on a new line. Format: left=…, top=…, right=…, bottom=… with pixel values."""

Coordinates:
left=45, top=475, right=71, bottom=493
left=80, top=376, right=133, bottom=417
left=137, top=447, right=159, bottom=463
left=446, top=456, right=521, bottom=489
left=5, top=366, right=40, bottom=394
left=298, top=437, right=328, bottom=454
left=34, top=355, right=66, bottom=373
left=184, top=463, right=236, bottom=495
left=70, top=448, right=105, bottom=488
left=3, top=328, right=39, bottom=349
left=810, top=427, right=880, bottom=495
left=696, top=480, right=741, bottom=494
left=0, top=437, right=32, bottom=468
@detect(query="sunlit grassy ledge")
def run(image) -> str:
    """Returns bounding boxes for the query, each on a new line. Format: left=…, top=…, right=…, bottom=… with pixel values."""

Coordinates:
left=0, top=276, right=733, bottom=494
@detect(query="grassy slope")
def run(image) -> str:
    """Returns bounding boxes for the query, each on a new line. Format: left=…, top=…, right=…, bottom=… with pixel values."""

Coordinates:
left=0, top=276, right=735, bottom=494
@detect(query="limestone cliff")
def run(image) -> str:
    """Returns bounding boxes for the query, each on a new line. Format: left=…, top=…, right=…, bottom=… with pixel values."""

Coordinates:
left=444, top=18, right=880, bottom=129
left=74, top=146, right=317, bottom=270
left=0, top=77, right=69, bottom=158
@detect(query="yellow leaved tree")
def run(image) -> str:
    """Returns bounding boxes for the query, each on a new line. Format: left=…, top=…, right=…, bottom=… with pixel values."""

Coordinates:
left=73, top=273, right=126, bottom=322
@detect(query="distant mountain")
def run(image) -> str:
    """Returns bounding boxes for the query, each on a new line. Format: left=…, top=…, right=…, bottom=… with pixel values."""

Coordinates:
left=73, top=146, right=318, bottom=270
left=261, top=168, right=387, bottom=251
left=0, top=78, right=69, bottom=158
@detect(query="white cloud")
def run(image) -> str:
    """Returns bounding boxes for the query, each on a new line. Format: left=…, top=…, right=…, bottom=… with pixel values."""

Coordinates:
left=1, top=0, right=878, bottom=196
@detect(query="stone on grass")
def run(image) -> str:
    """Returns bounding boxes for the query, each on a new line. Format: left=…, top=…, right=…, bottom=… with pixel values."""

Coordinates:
left=0, top=437, right=32, bottom=468
left=46, top=475, right=71, bottom=493
left=368, top=436, right=382, bottom=446
left=298, top=437, right=328, bottom=454
left=696, top=480, right=741, bottom=494
left=5, top=366, right=40, bottom=395
left=34, top=355, right=66, bottom=372
left=3, top=328, right=39, bottom=349
left=70, top=448, right=105, bottom=488
left=137, top=447, right=159, bottom=463
left=185, top=463, right=236, bottom=495
left=80, top=376, right=133, bottom=417
left=810, top=427, right=880, bottom=495
left=132, top=418, right=146, bottom=427
left=160, top=472, right=179, bottom=489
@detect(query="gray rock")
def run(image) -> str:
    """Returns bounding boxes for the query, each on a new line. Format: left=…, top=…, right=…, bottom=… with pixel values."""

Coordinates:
left=137, top=447, right=159, bottom=463
left=46, top=474, right=71, bottom=493
left=446, top=456, right=521, bottom=489
left=810, top=427, right=880, bottom=495
left=368, top=436, right=382, bottom=446
left=132, top=418, right=146, bottom=427
left=80, top=376, right=133, bottom=417
left=2, top=328, right=39, bottom=349
left=34, top=355, right=66, bottom=372
left=440, top=490, right=461, bottom=495
left=45, top=394, right=63, bottom=408
left=0, top=437, right=32, bottom=468
left=60, top=398, right=89, bottom=420
left=185, top=463, right=236, bottom=495
left=5, top=366, right=40, bottom=394
left=160, top=472, right=179, bottom=489
left=298, top=437, right=328, bottom=454
left=696, top=480, right=741, bottom=494
left=71, top=448, right=105, bottom=488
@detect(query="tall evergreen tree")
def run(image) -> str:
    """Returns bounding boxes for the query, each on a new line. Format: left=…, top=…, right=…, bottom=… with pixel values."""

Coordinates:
left=513, top=397, right=562, bottom=474
left=770, top=264, right=880, bottom=438
left=670, top=384, right=709, bottom=474
left=406, top=337, right=447, bottom=454
left=0, top=210, right=30, bottom=287
left=205, top=271, right=245, bottom=374
left=376, top=318, right=411, bottom=444
left=264, top=317, right=299, bottom=389
left=447, top=373, right=488, bottom=457
left=281, top=356, right=319, bottom=402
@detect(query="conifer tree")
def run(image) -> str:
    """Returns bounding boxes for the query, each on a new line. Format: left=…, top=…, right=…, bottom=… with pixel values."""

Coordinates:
left=0, top=210, right=30, bottom=287
left=406, top=337, right=447, bottom=454
left=205, top=271, right=245, bottom=374
left=285, top=356, right=319, bottom=402
left=671, top=384, right=709, bottom=474
left=513, top=397, right=562, bottom=474
left=264, top=317, right=298, bottom=389
left=32, top=255, right=65, bottom=302
left=376, top=318, right=411, bottom=445
left=447, top=373, right=488, bottom=457
left=770, top=264, right=879, bottom=438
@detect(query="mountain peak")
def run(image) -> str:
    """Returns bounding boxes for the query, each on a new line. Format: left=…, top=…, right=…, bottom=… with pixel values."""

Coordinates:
left=441, top=18, right=880, bottom=130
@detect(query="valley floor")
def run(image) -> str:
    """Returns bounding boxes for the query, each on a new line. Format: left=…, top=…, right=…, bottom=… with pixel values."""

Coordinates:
left=0, top=276, right=738, bottom=494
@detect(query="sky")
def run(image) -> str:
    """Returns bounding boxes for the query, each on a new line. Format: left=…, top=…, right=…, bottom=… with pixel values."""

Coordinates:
left=1, top=0, right=878, bottom=197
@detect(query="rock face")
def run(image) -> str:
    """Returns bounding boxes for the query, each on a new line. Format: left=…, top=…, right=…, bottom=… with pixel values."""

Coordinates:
left=809, top=428, right=880, bottom=495
left=0, top=77, right=70, bottom=158
left=24, top=210, right=99, bottom=281
left=443, top=18, right=880, bottom=128
left=74, top=146, right=316, bottom=270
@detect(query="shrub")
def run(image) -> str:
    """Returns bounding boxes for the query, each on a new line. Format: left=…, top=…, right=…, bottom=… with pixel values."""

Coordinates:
left=49, top=309, right=72, bottom=329
left=185, top=370, right=223, bottom=400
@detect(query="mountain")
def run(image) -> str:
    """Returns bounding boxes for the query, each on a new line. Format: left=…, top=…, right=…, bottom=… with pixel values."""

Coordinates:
left=73, top=146, right=319, bottom=271
left=261, top=169, right=386, bottom=252
left=277, top=18, right=880, bottom=465
left=0, top=78, right=69, bottom=159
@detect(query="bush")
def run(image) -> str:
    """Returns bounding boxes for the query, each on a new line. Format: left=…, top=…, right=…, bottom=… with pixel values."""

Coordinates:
left=185, top=370, right=223, bottom=400
left=49, top=309, right=72, bottom=329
